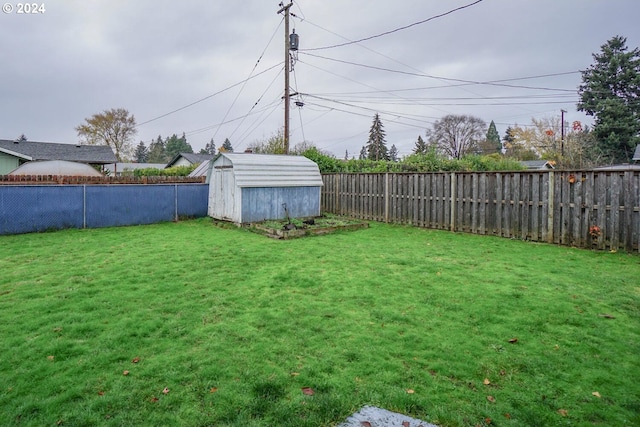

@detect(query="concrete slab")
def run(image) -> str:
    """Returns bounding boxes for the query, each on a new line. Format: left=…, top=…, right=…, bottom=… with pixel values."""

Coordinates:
left=336, top=406, right=438, bottom=427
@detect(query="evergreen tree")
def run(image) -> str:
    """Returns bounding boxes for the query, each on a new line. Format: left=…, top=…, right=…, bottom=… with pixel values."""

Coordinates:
left=578, top=36, right=640, bottom=163
left=366, top=113, right=389, bottom=161
left=503, top=126, right=516, bottom=146
left=165, top=133, right=193, bottom=159
left=344, top=149, right=349, bottom=160
left=389, top=144, right=399, bottom=162
left=133, top=141, right=149, bottom=163
left=147, top=135, right=167, bottom=163
left=485, top=120, right=502, bottom=154
left=359, top=145, right=368, bottom=160
left=220, top=138, right=234, bottom=153
left=413, top=135, right=428, bottom=154
left=200, top=138, right=217, bottom=155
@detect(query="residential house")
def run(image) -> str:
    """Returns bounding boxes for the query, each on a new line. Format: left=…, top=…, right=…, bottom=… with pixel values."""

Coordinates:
left=0, top=139, right=116, bottom=175
left=166, top=153, right=215, bottom=169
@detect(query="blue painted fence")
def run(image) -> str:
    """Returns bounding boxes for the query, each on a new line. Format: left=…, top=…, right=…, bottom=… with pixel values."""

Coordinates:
left=0, top=184, right=208, bottom=235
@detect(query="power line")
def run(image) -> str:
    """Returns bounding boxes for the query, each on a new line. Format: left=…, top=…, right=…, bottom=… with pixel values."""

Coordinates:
left=302, top=0, right=484, bottom=51
left=211, top=16, right=284, bottom=141
left=136, top=62, right=282, bottom=127
left=301, top=52, right=578, bottom=92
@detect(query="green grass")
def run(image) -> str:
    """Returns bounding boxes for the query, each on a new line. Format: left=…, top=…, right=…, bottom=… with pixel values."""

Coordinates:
left=0, top=219, right=638, bottom=427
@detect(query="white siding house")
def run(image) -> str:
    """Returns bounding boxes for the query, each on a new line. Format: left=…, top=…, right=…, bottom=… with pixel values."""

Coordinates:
left=207, top=153, right=323, bottom=223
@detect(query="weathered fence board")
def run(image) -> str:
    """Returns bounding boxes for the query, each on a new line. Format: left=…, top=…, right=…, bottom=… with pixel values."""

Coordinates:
left=321, top=171, right=640, bottom=252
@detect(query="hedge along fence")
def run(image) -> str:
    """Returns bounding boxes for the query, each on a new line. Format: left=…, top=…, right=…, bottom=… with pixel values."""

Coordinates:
left=321, top=170, right=640, bottom=253
left=0, top=183, right=209, bottom=235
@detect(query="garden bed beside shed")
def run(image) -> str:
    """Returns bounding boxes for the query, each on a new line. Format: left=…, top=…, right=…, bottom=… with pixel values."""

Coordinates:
left=248, top=214, right=369, bottom=239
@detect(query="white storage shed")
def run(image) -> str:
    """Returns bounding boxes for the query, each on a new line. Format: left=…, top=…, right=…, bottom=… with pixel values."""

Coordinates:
left=207, top=153, right=323, bottom=223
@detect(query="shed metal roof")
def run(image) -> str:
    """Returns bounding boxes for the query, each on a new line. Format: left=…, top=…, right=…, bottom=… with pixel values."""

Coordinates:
left=0, top=139, right=116, bottom=164
left=633, top=144, right=640, bottom=162
left=214, top=153, right=323, bottom=188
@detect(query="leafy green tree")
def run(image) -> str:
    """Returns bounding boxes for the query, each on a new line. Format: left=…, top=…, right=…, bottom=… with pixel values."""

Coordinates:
left=427, top=115, right=486, bottom=159
left=578, top=35, right=640, bottom=163
left=75, top=108, right=137, bottom=161
left=247, top=129, right=285, bottom=154
left=133, top=141, right=149, bottom=163
left=389, top=144, right=399, bottom=162
left=366, top=113, right=389, bottom=161
left=220, top=138, right=234, bottom=153
left=200, top=138, right=217, bottom=155
left=165, top=133, right=193, bottom=160
left=147, top=135, right=167, bottom=163
left=413, top=135, right=428, bottom=154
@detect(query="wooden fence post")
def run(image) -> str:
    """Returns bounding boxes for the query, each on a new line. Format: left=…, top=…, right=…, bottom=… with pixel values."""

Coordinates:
left=547, top=171, right=554, bottom=244
left=384, top=172, right=390, bottom=223
left=450, top=172, right=457, bottom=231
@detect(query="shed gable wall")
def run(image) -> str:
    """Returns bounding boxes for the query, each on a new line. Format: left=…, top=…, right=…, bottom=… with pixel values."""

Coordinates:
left=240, top=187, right=321, bottom=223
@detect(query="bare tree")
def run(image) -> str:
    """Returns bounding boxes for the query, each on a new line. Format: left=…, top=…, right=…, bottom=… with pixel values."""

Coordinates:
left=427, top=115, right=486, bottom=159
left=76, top=108, right=137, bottom=161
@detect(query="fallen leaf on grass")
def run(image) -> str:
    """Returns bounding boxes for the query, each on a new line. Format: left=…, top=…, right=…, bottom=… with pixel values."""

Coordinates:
left=123, top=370, right=130, bottom=376
left=98, top=391, right=104, bottom=396
left=483, top=378, right=491, bottom=385
left=290, top=372, right=300, bottom=377
left=150, top=397, right=159, bottom=402
left=406, top=389, right=415, bottom=394
left=557, top=409, right=568, bottom=417
left=132, top=357, right=140, bottom=363
left=485, top=417, right=492, bottom=424
left=301, top=387, right=314, bottom=395
left=487, top=395, right=496, bottom=403
left=210, top=387, right=218, bottom=393
left=508, top=338, right=518, bottom=343
left=162, top=387, right=170, bottom=394
left=499, top=369, right=506, bottom=376
left=47, top=355, right=55, bottom=361
left=503, top=413, right=511, bottom=419
left=598, top=313, right=615, bottom=319
left=592, top=391, right=601, bottom=398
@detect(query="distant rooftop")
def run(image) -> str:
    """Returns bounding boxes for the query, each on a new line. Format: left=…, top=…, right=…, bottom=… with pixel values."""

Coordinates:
left=0, top=139, right=116, bottom=164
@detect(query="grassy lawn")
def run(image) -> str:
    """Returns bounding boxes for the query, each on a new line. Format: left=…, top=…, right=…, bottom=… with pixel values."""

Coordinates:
left=0, top=218, right=638, bottom=427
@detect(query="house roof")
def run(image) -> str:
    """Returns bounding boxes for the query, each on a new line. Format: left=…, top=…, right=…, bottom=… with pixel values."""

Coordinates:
left=166, top=152, right=215, bottom=168
left=213, top=153, right=323, bottom=188
left=0, top=139, right=116, bottom=164
left=520, top=160, right=555, bottom=170
left=633, top=144, right=640, bottom=162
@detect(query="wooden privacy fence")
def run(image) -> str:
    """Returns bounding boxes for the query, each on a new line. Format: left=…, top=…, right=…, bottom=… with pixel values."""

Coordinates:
left=321, top=171, right=640, bottom=252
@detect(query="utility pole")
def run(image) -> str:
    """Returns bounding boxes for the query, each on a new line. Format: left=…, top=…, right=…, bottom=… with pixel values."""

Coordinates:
left=277, top=2, right=293, bottom=154
left=561, top=109, right=566, bottom=157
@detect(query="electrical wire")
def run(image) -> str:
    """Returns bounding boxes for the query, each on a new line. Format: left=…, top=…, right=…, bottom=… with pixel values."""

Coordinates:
left=210, top=17, right=284, bottom=141
left=301, top=52, right=578, bottom=92
left=136, top=62, right=283, bottom=127
left=302, top=0, right=484, bottom=51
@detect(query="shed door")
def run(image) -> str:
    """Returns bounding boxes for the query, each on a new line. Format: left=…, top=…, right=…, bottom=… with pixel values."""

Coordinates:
left=214, top=167, right=234, bottom=220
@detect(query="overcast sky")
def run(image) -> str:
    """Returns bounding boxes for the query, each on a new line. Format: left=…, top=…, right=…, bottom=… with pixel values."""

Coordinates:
left=1, top=0, right=639, bottom=158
